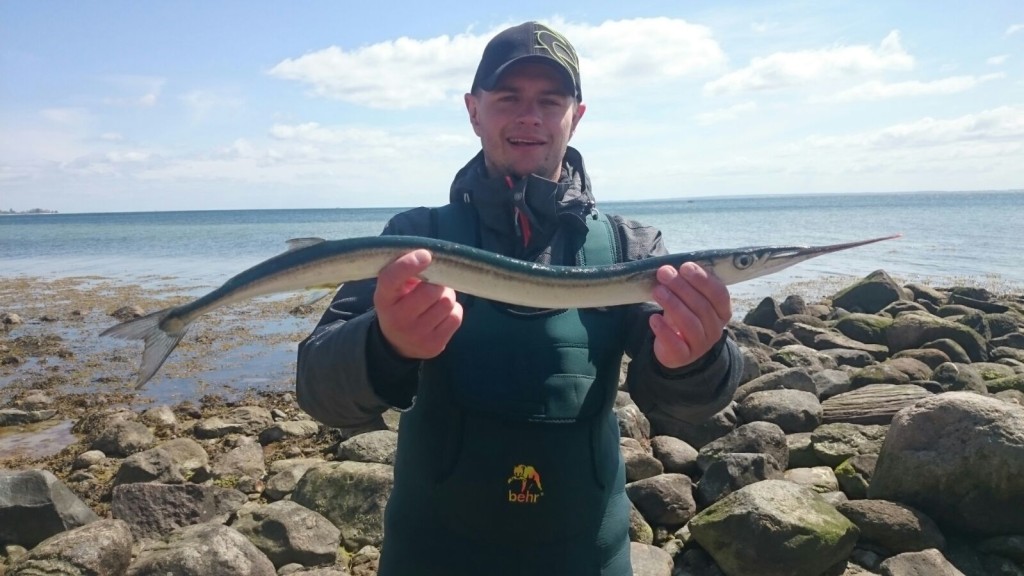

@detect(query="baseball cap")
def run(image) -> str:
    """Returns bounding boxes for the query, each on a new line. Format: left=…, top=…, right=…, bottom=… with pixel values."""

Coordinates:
left=471, top=22, right=582, bottom=100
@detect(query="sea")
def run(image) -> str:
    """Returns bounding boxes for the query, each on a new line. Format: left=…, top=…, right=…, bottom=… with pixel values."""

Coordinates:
left=2, top=190, right=1022, bottom=305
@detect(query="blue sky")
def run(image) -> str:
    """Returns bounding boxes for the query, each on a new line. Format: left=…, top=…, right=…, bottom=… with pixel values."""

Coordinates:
left=2, top=1, right=1021, bottom=213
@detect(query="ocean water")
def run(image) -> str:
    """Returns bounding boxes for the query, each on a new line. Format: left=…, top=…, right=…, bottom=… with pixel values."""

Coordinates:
left=3, top=191, right=1022, bottom=306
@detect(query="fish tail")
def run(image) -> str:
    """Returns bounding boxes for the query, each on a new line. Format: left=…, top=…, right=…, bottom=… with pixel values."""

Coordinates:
left=100, top=307, right=189, bottom=389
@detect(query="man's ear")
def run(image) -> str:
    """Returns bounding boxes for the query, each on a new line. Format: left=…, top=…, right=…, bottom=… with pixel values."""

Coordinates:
left=465, top=93, right=482, bottom=136
left=570, top=102, right=587, bottom=138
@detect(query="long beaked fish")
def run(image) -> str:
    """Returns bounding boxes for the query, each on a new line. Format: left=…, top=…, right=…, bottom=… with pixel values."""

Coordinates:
left=102, top=233, right=901, bottom=388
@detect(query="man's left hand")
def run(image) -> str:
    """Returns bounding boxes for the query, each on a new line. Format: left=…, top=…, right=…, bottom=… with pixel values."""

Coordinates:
left=649, top=262, right=732, bottom=370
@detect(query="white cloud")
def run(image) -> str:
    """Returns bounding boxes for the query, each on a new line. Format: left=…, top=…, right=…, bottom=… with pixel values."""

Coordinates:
left=1007, top=24, right=1024, bottom=35
left=268, top=17, right=725, bottom=109
left=101, top=75, right=165, bottom=108
left=805, top=106, right=1024, bottom=149
left=986, top=54, right=1009, bottom=66
left=704, top=31, right=914, bottom=96
left=40, top=107, right=91, bottom=126
left=695, top=101, right=758, bottom=125
left=179, top=90, right=245, bottom=120
left=819, top=73, right=1004, bottom=102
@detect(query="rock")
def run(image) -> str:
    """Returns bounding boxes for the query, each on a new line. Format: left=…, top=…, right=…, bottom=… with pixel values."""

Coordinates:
left=194, top=406, right=274, bottom=439
left=110, top=482, right=248, bottom=539
left=72, top=450, right=107, bottom=470
left=114, top=448, right=187, bottom=485
left=0, top=408, right=57, bottom=426
left=689, top=480, right=859, bottom=576
left=850, top=363, right=912, bottom=388
left=831, top=270, right=907, bottom=314
left=650, top=435, right=698, bottom=476
left=886, top=312, right=988, bottom=362
left=231, top=500, right=340, bottom=568
left=987, top=373, right=1024, bottom=393
left=139, top=405, right=178, bottom=429
left=786, top=432, right=820, bottom=468
left=893, top=348, right=951, bottom=370
left=628, top=502, right=653, bottom=545
left=264, top=458, right=325, bottom=501
left=258, top=420, right=320, bottom=444
left=834, top=313, right=894, bottom=346
left=735, top=389, right=822, bottom=433
left=126, top=523, right=276, bottom=576
left=822, top=384, right=932, bottom=425
left=811, top=422, right=889, bottom=467
left=291, top=461, right=393, bottom=552
left=625, top=473, right=696, bottom=526
left=615, top=400, right=652, bottom=442
left=629, top=542, right=673, bottom=576
left=155, top=437, right=210, bottom=481
left=976, top=534, right=1024, bottom=564
left=771, top=344, right=839, bottom=372
left=931, top=363, right=987, bottom=393
left=869, top=392, right=1024, bottom=536
left=5, top=519, right=133, bottom=576
left=336, top=429, right=398, bottom=465
left=922, top=338, right=972, bottom=364
left=110, top=305, right=145, bottom=320
left=696, top=453, right=784, bottom=506
left=836, top=499, right=946, bottom=554
left=647, top=403, right=738, bottom=449
left=697, top=421, right=789, bottom=473
left=835, top=454, right=878, bottom=500
left=814, top=369, right=854, bottom=400
left=210, top=436, right=266, bottom=483
left=621, top=438, right=664, bottom=482
left=90, top=419, right=155, bottom=457
left=878, top=548, right=965, bottom=576
left=2, top=312, right=24, bottom=327
left=733, top=367, right=818, bottom=403
left=0, top=469, right=100, bottom=548
left=784, top=466, right=840, bottom=494
left=743, top=297, right=784, bottom=329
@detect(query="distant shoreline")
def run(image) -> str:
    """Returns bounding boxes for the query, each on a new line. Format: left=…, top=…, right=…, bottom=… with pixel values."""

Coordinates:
left=1, top=209, right=58, bottom=216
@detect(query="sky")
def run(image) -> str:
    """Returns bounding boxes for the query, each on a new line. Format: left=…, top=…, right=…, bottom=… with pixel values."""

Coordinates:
left=1, top=1, right=1022, bottom=213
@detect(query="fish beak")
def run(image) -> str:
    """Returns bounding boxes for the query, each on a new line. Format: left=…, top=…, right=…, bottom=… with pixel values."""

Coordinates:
left=767, top=234, right=902, bottom=265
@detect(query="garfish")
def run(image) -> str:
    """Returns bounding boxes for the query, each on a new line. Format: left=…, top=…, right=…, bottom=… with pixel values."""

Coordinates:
left=102, top=233, right=901, bottom=388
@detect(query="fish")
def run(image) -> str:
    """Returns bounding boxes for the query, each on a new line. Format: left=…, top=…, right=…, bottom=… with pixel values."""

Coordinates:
left=102, top=233, right=901, bottom=388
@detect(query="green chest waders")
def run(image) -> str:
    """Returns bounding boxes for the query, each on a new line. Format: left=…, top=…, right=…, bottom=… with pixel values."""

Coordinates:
left=378, top=205, right=633, bottom=576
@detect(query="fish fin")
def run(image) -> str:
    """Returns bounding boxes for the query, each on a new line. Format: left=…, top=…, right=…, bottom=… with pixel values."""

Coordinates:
left=101, top=308, right=189, bottom=389
left=302, top=286, right=339, bottom=306
left=285, top=237, right=326, bottom=252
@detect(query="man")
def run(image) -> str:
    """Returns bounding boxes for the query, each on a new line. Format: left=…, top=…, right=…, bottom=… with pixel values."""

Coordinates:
left=296, top=21, right=742, bottom=576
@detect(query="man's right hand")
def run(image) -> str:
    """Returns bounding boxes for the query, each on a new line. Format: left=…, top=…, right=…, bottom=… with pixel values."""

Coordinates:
left=373, top=249, right=463, bottom=360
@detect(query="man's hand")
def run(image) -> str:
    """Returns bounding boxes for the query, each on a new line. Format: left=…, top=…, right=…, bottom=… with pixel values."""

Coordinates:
left=374, top=249, right=463, bottom=359
left=649, top=262, right=731, bottom=370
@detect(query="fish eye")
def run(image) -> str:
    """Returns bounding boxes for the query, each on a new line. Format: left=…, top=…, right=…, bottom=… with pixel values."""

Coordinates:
left=733, top=254, right=756, bottom=269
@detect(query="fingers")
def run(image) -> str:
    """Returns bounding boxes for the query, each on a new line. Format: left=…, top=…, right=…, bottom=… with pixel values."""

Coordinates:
left=374, top=250, right=463, bottom=360
left=650, top=262, right=732, bottom=369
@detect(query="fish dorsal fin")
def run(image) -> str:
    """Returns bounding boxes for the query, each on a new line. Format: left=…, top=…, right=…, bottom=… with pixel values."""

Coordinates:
left=285, top=237, right=326, bottom=252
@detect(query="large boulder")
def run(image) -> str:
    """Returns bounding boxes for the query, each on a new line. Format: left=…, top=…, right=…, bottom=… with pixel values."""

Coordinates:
left=291, top=461, right=393, bottom=552
left=831, top=270, right=907, bottom=314
left=126, top=523, right=275, bottom=576
left=6, top=519, right=132, bottom=576
left=0, top=469, right=100, bottom=548
left=886, top=312, right=988, bottom=362
left=869, top=392, right=1024, bottom=536
left=689, top=480, right=859, bottom=576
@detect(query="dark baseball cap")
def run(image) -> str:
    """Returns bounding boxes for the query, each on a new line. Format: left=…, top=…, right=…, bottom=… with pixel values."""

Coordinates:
left=471, top=21, right=582, bottom=100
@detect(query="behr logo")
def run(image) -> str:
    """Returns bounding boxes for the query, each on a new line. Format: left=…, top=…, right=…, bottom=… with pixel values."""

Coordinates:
left=507, top=464, right=544, bottom=504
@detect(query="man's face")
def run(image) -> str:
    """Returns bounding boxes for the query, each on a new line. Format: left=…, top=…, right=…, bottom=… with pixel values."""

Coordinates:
left=465, top=62, right=586, bottom=182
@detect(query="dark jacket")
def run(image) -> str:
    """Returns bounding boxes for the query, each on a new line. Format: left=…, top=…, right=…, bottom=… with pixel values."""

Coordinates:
left=295, top=147, right=740, bottom=428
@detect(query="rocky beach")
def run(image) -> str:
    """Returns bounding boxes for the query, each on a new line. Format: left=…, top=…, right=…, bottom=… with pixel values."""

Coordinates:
left=1, top=270, right=1023, bottom=576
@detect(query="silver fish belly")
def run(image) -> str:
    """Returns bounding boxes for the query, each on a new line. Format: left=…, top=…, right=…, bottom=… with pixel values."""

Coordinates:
left=102, top=233, right=900, bottom=388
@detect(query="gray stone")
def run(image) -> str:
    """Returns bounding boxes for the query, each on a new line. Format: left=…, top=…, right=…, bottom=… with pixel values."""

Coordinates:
left=625, top=473, right=696, bottom=526
left=811, top=422, right=889, bottom=467
left=194, top=406, right=274, bottom=439
left=879, top=548, right=965, bottom=576
left=784, top=466, right=840, bottom=494
left=621, top=438, right=664, bottom=482
left=835, top=454, right=878, bottom=500
left=696, top=453, right=784, bottom=506
left=91, top=420, right=155, bottom=457
left=690, top=479, right=859, bottom=576
left=822, top=384, right=932, bottom=425
left=869, top=392, right=1024, bottom=536
left=336, top=429, right=398, bottom=465
left=837, top=499, right=946, bottom=554
left=0, top=469, right=100, bottom=548
left=697, top=421, right=788, bottom=472
left=126, top=523, right=276, bottom=576
left=629, top=542, right=673, bottom=576
left=736, top=389, right=822, bottom=433
left=887, top=312, right=988, bottom=362
left=258, top=420, right=320, bottom=444
left=110, top=482, right=247, bottom=539
left=650, top=435, right=698, bottom=475
left=114, top=448, right=187, bottom=485
left=733, top=367, right=818, bottom=403
left=291, top=461, right=393, bottom=552
left=231, top=500, right=340, bottom=568
left=264, top=458, right=325, bottom=501
left=6, top=519, right=132, bottom=576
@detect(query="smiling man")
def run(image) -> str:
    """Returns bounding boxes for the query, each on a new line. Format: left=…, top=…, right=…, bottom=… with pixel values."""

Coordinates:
left=296, top=21, right=743, bottom=576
